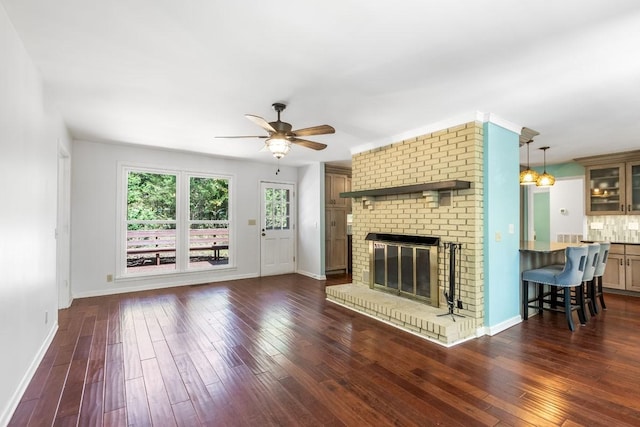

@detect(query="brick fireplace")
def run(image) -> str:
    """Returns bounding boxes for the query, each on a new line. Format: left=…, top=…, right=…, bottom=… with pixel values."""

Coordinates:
left=326, top=121, right=485, bottom=345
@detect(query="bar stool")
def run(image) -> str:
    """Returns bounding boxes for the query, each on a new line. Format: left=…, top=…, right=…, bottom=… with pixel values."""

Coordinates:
left=589, top=242, right=610, bottom=314
left=548, top=243, right=600, bottom=319
left=522, top=245, right=588, bottom=331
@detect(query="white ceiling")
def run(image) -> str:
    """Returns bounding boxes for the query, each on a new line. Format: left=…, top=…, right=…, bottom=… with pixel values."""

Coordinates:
left=3, top=0, right=640, bottom=167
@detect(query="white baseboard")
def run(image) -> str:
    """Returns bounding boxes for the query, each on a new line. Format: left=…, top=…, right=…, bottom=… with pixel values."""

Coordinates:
left=483, top=315, right=522, bottom=336
left=1, top=323, right=58, bottom=426
left=73, top=272, right=259, bottom=299
left=296, top=270, right=326, bottom=280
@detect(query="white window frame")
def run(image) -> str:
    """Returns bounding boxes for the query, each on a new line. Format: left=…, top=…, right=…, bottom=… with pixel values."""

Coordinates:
left=117, top=164, right=234, bottom=278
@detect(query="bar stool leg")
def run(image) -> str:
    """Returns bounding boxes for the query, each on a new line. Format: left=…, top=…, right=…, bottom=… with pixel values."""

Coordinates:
left=522, top=279, right=529, bottom=320
left=564, top=287, right=575, bottom=331
left=585, top=280, right=596, bottom=316
left=598, top=276, right=607, bottom=310
left=576, top=284, right=588, bottom=325
left=537, top=283, right=544, bottom=315
left=589, top=278, right=599, bottom=314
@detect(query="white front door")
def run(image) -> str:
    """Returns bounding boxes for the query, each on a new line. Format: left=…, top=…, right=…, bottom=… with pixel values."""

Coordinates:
left=260, top=182, right=295, bottom=276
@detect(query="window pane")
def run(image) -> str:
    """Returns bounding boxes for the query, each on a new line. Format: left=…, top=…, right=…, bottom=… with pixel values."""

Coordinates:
left=189, top=223, right=229, bottom=268
left=127, top=172, right=176, bottom=220
left=126, top=223, right=176, bottom=273
left=190, top=177, right=229, bottom=220
left=265, top=188, right=290, bottom=231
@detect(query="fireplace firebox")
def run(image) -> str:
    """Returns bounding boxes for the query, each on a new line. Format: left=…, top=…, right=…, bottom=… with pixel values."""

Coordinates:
left=365, top=233, right=439, bottom=307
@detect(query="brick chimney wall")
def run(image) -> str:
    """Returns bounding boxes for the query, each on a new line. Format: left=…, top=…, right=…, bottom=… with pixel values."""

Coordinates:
left=350, top=121, right=485, bottom=323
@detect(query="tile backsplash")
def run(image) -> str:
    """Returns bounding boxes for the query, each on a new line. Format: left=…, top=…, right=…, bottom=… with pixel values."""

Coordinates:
left=586, top=215, right=640, bottom=243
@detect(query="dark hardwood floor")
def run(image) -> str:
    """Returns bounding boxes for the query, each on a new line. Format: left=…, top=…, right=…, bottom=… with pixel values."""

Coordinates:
left=9, top=273, right=640, bottom=426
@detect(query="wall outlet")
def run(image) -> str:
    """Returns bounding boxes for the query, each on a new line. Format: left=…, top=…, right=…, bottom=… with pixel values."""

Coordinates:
left=106, top=274, right=113, bottom=282
left=508, top=224, right=515, bottom=234
left=629, top=222, right=639, bottom=231
left=590, top=222, right=604, bottom=230
left=495, top=232, right=502, bottom=242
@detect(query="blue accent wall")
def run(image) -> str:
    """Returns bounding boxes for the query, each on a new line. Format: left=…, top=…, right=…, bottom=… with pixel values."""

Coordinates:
left=533, top=161, right=584, bottom=178
left=483, top=122, right=520, bottom=328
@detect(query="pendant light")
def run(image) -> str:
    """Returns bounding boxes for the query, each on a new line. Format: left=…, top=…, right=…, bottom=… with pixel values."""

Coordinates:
left=536, top=146, right=555, bottom=187
left=519, top=140, right=539, bottom=185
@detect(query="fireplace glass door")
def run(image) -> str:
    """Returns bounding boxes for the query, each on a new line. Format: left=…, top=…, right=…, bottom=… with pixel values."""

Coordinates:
left=371, top=240, right=438, bottom=306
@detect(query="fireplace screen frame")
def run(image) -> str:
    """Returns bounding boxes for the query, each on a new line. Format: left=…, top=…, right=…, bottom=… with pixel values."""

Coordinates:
left=366, top=234, right=439, bottom=307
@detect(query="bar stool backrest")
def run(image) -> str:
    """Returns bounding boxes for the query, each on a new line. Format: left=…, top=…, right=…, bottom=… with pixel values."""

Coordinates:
left=594, top=242, right=611, bottom=277
left=582, top=243, right=600, bottom=282
left=556, top=246, right=589, bottom=286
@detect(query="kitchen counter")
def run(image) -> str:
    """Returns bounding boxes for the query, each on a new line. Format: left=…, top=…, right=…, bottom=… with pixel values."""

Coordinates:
left=583, top=240, right=640, bottom=246
left=519, top=241, right=582, bottom=253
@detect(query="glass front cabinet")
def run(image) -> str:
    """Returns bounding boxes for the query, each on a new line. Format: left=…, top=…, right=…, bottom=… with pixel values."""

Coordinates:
left=628, top=162, right=640, bottom=214
left=585, top=161, right=640, bottom=215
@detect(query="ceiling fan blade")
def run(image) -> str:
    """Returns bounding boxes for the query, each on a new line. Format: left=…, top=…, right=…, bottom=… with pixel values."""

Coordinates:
left=245, top=114, right=276, bottom=133
left=214, top=135, right=268, bottom=139
left=291, top=138, right=327, bottom=151
left=292, top=124, right=335, bottom=137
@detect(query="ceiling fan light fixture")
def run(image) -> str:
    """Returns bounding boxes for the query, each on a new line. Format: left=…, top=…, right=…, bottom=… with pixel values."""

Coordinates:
left=266, top=137, right=291, bottom=159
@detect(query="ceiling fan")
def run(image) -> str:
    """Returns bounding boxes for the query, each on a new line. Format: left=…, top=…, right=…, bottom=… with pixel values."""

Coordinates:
left=216, top=103, right=335, bottom=159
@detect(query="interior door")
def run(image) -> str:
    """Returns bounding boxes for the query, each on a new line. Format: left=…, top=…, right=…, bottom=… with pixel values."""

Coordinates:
left=260, top=182, right=295, bottom=276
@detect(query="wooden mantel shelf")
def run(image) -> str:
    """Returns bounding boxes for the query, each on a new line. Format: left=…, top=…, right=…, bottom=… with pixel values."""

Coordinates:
left=339, top=180, right=471, bottom=199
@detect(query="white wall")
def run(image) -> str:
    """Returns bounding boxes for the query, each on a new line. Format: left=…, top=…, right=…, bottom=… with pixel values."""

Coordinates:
left=0, top=5, right=72, bottom=424
left=549, top=177, right=585, bottom=240
left=71, top=140, right=301, bottom=297
left=527, top=177, right=585, bottom=241
left=296, top=162, right=324, bottom=279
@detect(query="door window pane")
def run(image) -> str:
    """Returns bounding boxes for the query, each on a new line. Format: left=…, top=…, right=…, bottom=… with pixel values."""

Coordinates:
left=265, top=188, right=290, bottom=230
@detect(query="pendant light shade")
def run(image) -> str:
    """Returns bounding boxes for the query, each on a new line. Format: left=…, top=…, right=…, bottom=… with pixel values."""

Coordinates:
left=519, top=140, right=539, bottom=185
left=536, top=146, right=555, bottom=187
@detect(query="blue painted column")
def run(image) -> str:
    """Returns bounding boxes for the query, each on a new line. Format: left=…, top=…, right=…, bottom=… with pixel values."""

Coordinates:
left=483, top=122, right=521, bottom=330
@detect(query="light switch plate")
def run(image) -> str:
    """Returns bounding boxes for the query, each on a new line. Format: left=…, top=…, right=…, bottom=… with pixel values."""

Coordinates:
left=629, top=222, right=639, bottom=231
left=590, top=222, right=604, bottom=230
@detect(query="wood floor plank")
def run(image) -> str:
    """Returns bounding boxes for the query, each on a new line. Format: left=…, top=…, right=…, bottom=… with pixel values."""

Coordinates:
left=174, top=352, right=235, bottom=425
left=125, top=376, right=152, bottom=426
left=7, top=399, right=37, bottom=426
left=103, top=407, right=126, bottom=427
left=78, top=380, right=104, bottom=427
left=86, top=319, right=107, bottom=384
left=11, top=274, right=640, bottom=426
left=26, top=364, right=69, bottom=427
left=141, top=358, right=177, bottom=427
left=151, top=339, right=190, bottom=405
left=171, top=400, right=199, bottom=427
left=103, top=343, right=125, bottom=413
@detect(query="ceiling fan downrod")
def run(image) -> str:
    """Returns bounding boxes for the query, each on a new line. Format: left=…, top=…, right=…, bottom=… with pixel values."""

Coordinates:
left=272, top=102, right=286, bottom=121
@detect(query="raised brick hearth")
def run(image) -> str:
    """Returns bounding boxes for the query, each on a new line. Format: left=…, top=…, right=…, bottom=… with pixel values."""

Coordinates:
left=326, top=283, right=477, bottom=346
